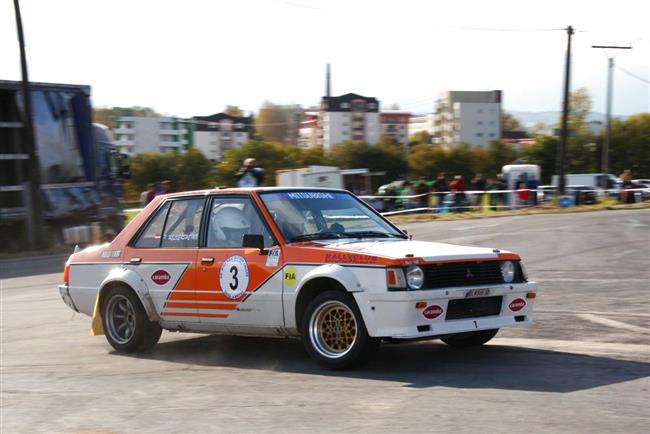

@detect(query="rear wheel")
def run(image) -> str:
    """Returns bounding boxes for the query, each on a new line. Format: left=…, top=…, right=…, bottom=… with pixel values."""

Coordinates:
left=440, top=329, right=499, bottom=348
left=102, top=286, right=162, bottom=353
left=301, top=290, right=379, bottom=369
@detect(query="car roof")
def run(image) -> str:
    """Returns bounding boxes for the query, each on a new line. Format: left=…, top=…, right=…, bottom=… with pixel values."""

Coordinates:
left=161, top=186, right=351, bottom=199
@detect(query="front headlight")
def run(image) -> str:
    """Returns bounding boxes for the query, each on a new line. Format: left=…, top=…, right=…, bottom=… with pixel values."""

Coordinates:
left=520, top=261, right=528, bottom=281
left=406, top=266, right=424, bottom=290
left=501, top=261, right=515, bottom=283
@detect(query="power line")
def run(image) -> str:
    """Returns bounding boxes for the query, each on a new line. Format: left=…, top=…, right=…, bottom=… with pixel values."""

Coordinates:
left=450, top=26, right=565, bottom=32
left=616, top=65, right=650, bottom=84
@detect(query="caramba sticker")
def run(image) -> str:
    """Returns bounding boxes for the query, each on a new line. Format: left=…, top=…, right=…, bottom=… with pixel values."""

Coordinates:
left=220, top=255, right=250, bottom=299
left=266, top=249, right=281, bottom=267
left=283, top=266, right=298, bottom=287
left=151, top=269, right=171, bottom=285
left=422, top=305, right=443, bottom=320
left=509, top=298, right=526, bottom=312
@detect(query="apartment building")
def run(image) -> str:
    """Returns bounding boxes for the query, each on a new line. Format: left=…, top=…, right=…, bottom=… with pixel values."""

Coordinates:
left=113, top=116, right=191, bottom=155
left=434, top=90, right=502, bottom=148
left=298, top=112, right=319, bottom=148
left=193, top=113, right=252, bottom=161
left=408, top=113, right=435, bottom=139
left=380, top=111, right=411, bottom=144
left=319, top=93, right=381, bottom=150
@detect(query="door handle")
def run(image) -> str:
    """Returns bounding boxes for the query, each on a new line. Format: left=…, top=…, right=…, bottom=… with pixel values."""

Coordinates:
left=129, top=257, right=142, bottom=265
left=201, top=257, right=215, bottom=264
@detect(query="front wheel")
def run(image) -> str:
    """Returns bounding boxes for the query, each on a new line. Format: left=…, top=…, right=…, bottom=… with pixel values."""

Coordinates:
left=301, top=291, right=379, bottom=369
left=102, top=286, right=162, bottom=353
left=440, top=329, right=499, bottom=347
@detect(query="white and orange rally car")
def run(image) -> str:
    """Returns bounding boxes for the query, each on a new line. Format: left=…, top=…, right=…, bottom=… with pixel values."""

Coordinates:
left=59, top=188, right=537, bottom=368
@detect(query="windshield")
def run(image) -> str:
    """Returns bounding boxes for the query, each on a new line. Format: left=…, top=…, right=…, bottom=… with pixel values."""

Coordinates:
left=259, top=190, right=406, bottom=242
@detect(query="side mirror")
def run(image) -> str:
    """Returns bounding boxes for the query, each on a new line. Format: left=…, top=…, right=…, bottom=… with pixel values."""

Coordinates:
left=243, top=234, right=266, bottom=254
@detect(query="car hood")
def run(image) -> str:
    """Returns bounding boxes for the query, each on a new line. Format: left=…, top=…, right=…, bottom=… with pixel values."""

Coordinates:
left=317, top=239, right=506, bottom=262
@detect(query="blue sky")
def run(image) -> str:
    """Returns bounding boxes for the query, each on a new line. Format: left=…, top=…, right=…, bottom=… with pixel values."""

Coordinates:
left=1, top=0, right=648, bottom=117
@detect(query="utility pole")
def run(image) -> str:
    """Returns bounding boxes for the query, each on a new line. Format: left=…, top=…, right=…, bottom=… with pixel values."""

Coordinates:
left=13, top=0, right=43, bottom=248
left=557, top=25, right=574, bottom=197
left=13, top=0, right=43, bottom=249
left=591, top=44, right=632, bottom=190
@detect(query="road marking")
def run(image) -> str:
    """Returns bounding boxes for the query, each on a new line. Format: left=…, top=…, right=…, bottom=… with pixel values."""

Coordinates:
left=536, top=309, right=650, bottom=318
left=576, top=313, right=649, bottom=333
left=492, top=338, right=649, bottom=356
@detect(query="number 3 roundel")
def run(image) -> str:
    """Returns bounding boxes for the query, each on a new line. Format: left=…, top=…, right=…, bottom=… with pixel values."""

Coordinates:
left=219, top=255, right=250, bottom=299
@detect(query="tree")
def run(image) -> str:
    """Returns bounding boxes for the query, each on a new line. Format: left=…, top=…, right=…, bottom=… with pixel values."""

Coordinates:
left=224, top=105, right=244, bottom=117
left=520, top=136, right=558, bottom=183
left=569, top=87, right=593, bottom=135
left=256, top=101, right=289, bottom=143
left=330, top=140, right=408, bottom=189
left=177, top=148, right=216, bottom=191
left=501, top=111, right=523, bottom=132
left=407, top=144, right=448, bottom=178
left=93, top=106, right=159, bottom=128
left=476, top=140, right=519, bottom=178
left=409, top=131, right=432, bottom=146
left=607, top=113, right=650, bottom=177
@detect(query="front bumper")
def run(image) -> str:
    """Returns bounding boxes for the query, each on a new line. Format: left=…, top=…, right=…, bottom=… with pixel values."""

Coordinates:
left=354, top=282, right=537, bottom=339
left=58, top=284, right=79, bottom=312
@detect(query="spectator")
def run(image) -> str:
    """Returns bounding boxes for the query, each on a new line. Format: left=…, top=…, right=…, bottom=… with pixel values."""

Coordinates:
left=415, top=177, right=431, bottom=209
left=141, top=183, right=156, bottom=207
left=516, top=180, right=529, bottom=208
left=526, top=177, right=539, bottom=206
left=235, top=158, right=264, bottom=187
left=402, top=182, right=416, bottom=210
left=492, top=174, right=506, bottom=210
left=619, top=169, right=632, bottom=186
left=157, top=180, right=173, bottom=196
left=449, top=175, right=467, bottom=212
left=471, top=173, right=486, bottom=209
left=432, top=173, right=448, bottom=212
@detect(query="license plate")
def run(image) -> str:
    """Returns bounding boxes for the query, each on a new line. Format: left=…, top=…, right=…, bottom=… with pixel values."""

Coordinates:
left=465, top=288, right=490, bottom=298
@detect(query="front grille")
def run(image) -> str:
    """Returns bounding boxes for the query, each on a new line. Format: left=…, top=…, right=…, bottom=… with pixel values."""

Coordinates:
left=422, top=261, right=507, bottom=289
left=446, top=296, right=503, bottom=320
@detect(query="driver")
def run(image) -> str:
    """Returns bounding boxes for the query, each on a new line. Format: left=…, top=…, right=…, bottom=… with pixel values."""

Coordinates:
left=210, top=206, right=250, bottom=247
left=272, top=207, right=306, bottom=242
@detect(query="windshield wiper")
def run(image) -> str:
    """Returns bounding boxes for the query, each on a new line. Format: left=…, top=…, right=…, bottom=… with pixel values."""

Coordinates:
left=290, top=232, right=344, bottom=242
left=339, top=231, right=407, bottom=239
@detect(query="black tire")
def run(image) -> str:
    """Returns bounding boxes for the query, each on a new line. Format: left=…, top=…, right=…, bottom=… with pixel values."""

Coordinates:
left=101, top=286, right=162, bottom=353
left=440, top=329, right=499, bottom=348
left=301, top=290, right=379, bottom=369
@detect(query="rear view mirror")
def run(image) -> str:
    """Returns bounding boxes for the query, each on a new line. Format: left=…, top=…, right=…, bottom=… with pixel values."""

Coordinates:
left=243, top=234, right=266, bottom=254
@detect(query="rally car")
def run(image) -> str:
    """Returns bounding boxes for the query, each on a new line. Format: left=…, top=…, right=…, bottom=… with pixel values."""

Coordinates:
left=58, top=187, right=537, bottom=368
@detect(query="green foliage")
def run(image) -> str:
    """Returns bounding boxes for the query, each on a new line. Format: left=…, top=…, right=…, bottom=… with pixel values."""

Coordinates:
left=520, top=136, right=558, bottom=183
left=93, top=106, right=159, bottom=128
left=128, top=149, right=215, bottom=194
left=409, top=131, right=432, bottom=146
left=330, top=140, right=408, bottom=188
left=501, top=111, right=523, bottom=132
left=608, top=113, right=650, bottom=177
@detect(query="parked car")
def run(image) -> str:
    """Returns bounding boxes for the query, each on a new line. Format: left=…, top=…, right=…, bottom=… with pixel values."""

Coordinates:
left=59, top=188, right=537, bottom=368
left=566, top=185, right=598, bottom=205
left=537, top=185, right=557, bottom=203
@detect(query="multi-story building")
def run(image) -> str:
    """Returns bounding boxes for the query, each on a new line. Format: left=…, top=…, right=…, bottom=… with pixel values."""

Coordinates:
left=434, top=90, right=502, bottom=148
left=319, top=93, right=381, bottom=150
left=193, top=113, right=252, bottom=161
left=380, top=111, right=411, bottom=144
left=408, top=113, right=435, bottom=139
left=298, top=112, right=319, bottom=148
left=284, top=105, right=306, bottom=146
left=113, top=116, right=191, bottom=155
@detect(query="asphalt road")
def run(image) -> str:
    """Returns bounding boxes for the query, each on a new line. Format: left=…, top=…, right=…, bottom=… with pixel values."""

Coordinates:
left=1, top=209, right=649, bottom=433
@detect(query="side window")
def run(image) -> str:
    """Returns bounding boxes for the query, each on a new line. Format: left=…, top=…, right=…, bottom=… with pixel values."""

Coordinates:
left=207, top=197, right=274, bottom=248
left=160, top=198, right=205, bottom=248
left=134, top=202, right=170, bottom=248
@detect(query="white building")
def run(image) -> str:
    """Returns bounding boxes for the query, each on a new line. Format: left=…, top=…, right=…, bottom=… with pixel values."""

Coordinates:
left=113, top=116, right=190, bottom=155
left=408, top=113, right=435, bottom=139
left=434, top=90, right=502, bottom=148
left=193, top=113, right=251, bottom=161
left=319, top=93, right=381, bottom=150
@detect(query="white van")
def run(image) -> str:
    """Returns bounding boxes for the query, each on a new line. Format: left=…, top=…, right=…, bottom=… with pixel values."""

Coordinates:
left=551, top=173, right=621, bottom=192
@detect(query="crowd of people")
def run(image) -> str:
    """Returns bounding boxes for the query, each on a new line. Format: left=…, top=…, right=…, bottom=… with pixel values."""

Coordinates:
left=139, top=180, right=174, bottom=207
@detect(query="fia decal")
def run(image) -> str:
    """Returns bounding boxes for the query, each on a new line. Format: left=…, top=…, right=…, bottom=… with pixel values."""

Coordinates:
left=151, top=269, right=171, bottom=285
left=219, top=255, right=250, bottom=299
left=283, top=266, right=297, bottom=287
left=266, top=249, right=281, bottom=267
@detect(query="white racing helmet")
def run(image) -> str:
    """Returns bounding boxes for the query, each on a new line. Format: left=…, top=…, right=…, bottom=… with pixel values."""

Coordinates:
left=211, top=206, right=250, bottom=246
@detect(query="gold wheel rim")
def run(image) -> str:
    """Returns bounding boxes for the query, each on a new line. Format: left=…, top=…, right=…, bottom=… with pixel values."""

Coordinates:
left=310, top=301, right=357, bottom=358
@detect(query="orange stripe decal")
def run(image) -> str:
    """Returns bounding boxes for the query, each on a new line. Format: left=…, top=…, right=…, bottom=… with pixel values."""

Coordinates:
left=161, top=311, right=229, bottom=318
left=164, top=302, right=237, bottom=310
